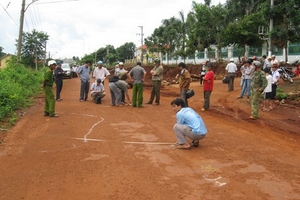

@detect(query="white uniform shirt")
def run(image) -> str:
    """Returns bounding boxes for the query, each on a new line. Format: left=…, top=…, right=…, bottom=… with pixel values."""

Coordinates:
left=93, top=67, right=110, bottom=82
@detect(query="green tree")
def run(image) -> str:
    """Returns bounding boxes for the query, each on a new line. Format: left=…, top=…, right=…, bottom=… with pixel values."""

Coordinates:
left=268, top=0, right=300, bottom=60
left=116, top=42, right=136, bottom=61
left=0, top=46, right=6, bottom=58
left=19, top=29, right=48, bottom=69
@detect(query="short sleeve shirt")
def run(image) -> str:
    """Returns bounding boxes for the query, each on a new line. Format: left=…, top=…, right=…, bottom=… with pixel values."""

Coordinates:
left=44, top=69, right=54, bottom=87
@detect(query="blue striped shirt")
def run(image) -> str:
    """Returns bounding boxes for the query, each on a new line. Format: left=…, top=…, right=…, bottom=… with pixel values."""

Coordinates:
left=176, top=107, right=207, bottom=135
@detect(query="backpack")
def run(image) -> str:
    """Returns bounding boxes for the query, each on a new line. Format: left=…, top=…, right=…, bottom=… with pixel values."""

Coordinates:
left=95, top=96, right=101, bottom=104
left=109, top=75, right=119, bottom=82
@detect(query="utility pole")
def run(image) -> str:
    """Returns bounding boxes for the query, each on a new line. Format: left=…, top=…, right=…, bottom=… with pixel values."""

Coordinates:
left=269, top=0, right=274, bottom=57
left=17, top=0, right=39, bottom=62
left=17, top=0, right=26, bottom=62
left=137, top=26, right=144, bottom=63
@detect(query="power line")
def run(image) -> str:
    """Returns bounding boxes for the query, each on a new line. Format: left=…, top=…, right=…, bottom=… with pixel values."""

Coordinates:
left=0, top=2, right=18, bottom=27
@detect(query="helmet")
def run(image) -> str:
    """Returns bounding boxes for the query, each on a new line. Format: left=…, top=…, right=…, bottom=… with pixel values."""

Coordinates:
left=97, top=61, right=103, bottom=65
left=253, top=61, right=262, bottom=67
left=48, top=60, right=56, bottom=66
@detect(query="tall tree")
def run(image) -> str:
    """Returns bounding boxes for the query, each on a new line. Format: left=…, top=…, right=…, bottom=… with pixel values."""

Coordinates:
left=116, top=42, right=136, bottom=62
left=19, top=29, right=48, bottom=69
left=268, top=0, right=300, bottom=60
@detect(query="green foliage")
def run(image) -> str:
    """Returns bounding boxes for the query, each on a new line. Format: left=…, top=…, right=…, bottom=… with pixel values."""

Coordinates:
left=20, top=29, right=49, bottom=68
left=276, top=87, right=288, bottom=100
left=0, top=59, right=43, bottom=119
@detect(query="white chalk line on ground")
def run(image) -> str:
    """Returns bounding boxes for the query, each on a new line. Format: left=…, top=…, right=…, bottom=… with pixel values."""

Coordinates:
left=73, top=138, right=174, bottom=145
left=83, top=117, right=104, bottom=142
left=203, top=174, right=227, bottom=187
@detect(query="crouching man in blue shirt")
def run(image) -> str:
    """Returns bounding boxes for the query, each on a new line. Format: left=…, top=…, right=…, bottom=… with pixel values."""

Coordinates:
left=171, top=98, right=207, bottom=150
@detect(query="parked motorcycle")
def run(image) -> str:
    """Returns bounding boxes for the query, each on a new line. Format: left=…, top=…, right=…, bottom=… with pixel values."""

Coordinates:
left=277, top=64, right=294, bottom=83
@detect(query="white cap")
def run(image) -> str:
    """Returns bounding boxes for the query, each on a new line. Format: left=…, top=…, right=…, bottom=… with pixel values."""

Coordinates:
left=97, top=61, right=103, bottom=65
left=48, top=60, right=56, bottom=66
left=230, top=58, right=234, bottom=62
left=119, top=62, right=124, bottom=65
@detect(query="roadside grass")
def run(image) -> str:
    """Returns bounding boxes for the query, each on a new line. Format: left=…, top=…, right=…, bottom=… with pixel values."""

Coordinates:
left=0, top=57, right=45, bottom=142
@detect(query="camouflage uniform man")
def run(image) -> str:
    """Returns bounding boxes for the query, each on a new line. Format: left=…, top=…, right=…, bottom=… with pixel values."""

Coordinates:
left=146, top=58, right=163, bottom=105
left=250, top=61, right=267, bottom=119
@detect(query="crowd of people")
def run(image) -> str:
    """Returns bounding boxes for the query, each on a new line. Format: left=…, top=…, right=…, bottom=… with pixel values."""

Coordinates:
left=42, top=56, right=289, bottom=149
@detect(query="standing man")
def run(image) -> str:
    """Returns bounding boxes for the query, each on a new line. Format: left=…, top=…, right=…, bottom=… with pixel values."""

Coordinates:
left=202, top=63, right=214, bottom=111
left=114, top=62, right=126, bottom=76
left=250, top=61, right=267, bottom=119
left=178, top=62, right=191, bottom=107
left=146, top=58, right=163, bottom=105
left=128, top=61, right=146, bottom=108
left=237, top=60, right=254, bottom=99
left=42, top=60, right=58, bottom=117
left=77, top=61, right=91, bottom=101
left=225, top=58, right=238, bottom=92
left=72, top=64, right=78, bottom=78
left=270, top=63, right=280, bottom=110
left=54, top=62, right=64, bottom=101
left=93, top=61, right=110, bottom=85
left=171, top=98, right=207, bottom=150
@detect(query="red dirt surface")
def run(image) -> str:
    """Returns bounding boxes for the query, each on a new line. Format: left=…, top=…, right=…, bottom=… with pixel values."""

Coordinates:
left=0, top=65, right=299, bottom=200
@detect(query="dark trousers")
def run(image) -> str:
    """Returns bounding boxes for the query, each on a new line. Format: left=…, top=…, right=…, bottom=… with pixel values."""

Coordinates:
left=55, top=79, right=63, bottom=100
left=203, top=91, right=212, bottom=110
left=80, top=80, right=90, bottom=100
left=148, top=80, right=161, bottom=104
left=228, top=73, right=236, bottom=92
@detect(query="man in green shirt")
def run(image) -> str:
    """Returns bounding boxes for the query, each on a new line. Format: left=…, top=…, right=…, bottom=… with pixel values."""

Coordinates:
left=146, top=58, right=163, bottom=105
left=42, top=60, right=58, bottom=117
left=250, top=61, right=267, bottom=119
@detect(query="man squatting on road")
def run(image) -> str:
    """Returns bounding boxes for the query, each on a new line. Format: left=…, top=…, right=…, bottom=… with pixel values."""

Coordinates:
left=171, top=98, right=207, bottom=150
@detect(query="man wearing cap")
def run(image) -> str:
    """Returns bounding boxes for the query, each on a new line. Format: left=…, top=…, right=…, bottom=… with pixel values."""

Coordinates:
left=270, top=55, right=279, bottom=67
left=250, top=61, right=267, bottom=119
left=225, top=58, right=238, bottom=92
left=93, top=61, right=110, bottom=85
left=54, top=62, right=64, bottom=101
left=146, top=58, right=163, bottom=105
left=77, top=60, right=91, bottom=101
left=114, top=62, right=126, bottom=77
left=42, top=60, right=58, bottom=117
left=90, top=79, right=106, bottom=104
left=263, top=56, right=272, bottom=70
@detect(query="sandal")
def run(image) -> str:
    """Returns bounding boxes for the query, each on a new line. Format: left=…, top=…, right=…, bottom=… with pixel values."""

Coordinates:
left=192, top=140, right=199, bottom=147
left=176, top=144, right=191, bottom=150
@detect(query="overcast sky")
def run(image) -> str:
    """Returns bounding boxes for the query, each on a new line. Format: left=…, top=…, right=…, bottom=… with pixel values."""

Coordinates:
left=0, top=0, right=226, bottom=59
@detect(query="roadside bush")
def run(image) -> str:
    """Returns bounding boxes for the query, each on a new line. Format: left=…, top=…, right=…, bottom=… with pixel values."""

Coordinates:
left=0, top=58, right=43, bottom=119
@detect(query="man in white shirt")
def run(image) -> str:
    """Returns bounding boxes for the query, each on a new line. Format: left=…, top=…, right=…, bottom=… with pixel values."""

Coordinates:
left=90, top=79, right=106, bottom=104
left=270, top=63, right=280, bottom=109
left=225, top=58, right=238, bottom=92
left=93, top=61, right=110, bottom=85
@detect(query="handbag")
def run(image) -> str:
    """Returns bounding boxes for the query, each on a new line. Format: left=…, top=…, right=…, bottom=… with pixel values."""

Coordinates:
left=222, top=76, right=230, bottom=84
left=186, top=89, right=195, bottom=98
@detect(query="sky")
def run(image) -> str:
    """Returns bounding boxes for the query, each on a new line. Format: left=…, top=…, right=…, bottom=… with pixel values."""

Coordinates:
left=0, top=0, right=226, bottom=59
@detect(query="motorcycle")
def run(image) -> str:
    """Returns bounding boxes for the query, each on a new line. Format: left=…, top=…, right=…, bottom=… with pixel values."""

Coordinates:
left=277, top=64, right=294, bottom=83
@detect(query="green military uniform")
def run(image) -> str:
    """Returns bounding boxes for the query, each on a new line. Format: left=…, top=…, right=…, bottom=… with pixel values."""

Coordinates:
left=44, top=69, right=56, bottom=116
left=147, top=64, right=163, bottom=105
left=250, top=70, right=267, bottom=118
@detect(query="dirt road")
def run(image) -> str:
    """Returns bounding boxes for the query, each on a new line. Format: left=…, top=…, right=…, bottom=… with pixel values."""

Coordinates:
left=0, top=74, right=299, bottom=200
